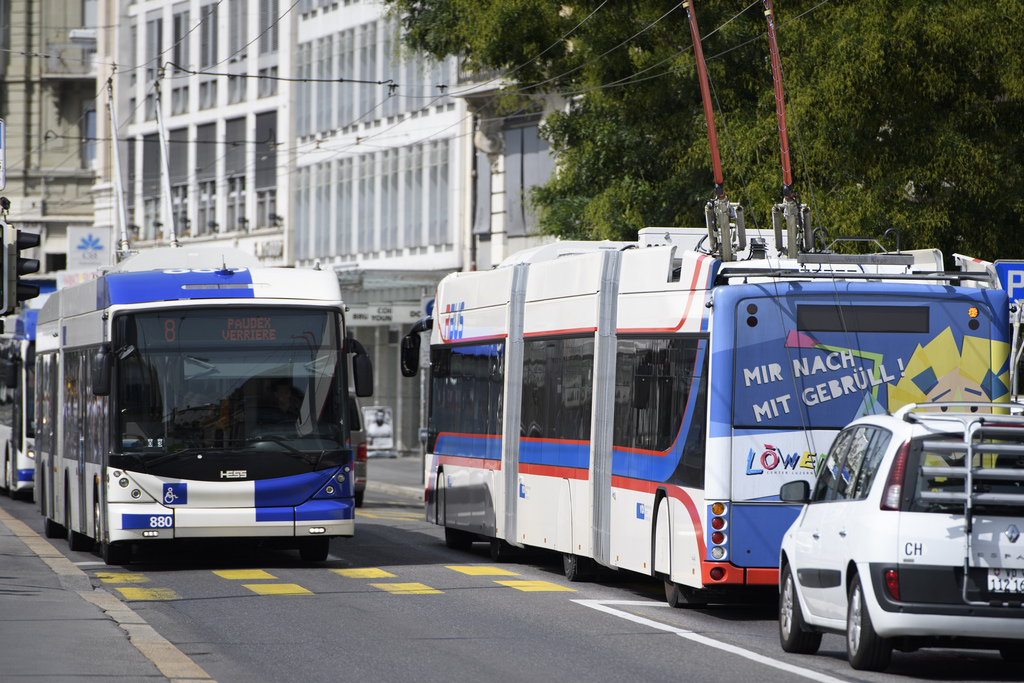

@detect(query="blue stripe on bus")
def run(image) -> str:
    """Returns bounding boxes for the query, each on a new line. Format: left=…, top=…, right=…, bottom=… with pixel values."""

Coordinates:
left=254, top=471, right=336, bottom=507
left=256, top=508, right=294, bottom=523
left=725, top=503, right=801, bottom=567
left=519, top=439, right=590, bottom=470
left=296, top=499, right=353, bottom=522
left=104, top=269, right=257, bottom=305
left=434, top=434, right=502, bottom=460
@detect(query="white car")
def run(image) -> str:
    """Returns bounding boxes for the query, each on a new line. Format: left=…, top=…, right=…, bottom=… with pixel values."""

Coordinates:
left=778, top=402, right=1024, bottom=671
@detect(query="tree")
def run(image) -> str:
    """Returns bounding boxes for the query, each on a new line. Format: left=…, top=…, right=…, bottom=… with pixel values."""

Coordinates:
left=385, top=0, right=1024, bottom=262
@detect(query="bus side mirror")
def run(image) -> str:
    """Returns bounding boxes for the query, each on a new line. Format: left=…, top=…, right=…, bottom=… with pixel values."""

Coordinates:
left=92, top=344, right=112, bottom=396
left=347, top=337, right=374, bottom=398
left=0, top=359, right=15, bottom=387
left=400, top=317, right=432, bottom=378
left=779, top=479, right=811, bottom=504
left=400, top=334, right=419, bottom=377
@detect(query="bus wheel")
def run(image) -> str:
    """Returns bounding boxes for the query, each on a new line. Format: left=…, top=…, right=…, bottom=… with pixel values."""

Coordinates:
left=102, top=541, right=132, bottom=566
left=563, top=553, right=596, bottom=582
left=665, top=580, right=709, bottom=608
left=299, top=537, right=330, bottom=562
left=444, top=526, right=474, bottom=551
left=43, top=515, right=65, bottom=539
left=489, top=538, right=513, bottom=562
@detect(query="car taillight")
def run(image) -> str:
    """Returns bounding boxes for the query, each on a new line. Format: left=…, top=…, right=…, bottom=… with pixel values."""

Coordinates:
left=356, top=441, right=367, bottom=463
left=880, top=441, right=910, bottom=511
left=884, top=568, right=900, bottom=601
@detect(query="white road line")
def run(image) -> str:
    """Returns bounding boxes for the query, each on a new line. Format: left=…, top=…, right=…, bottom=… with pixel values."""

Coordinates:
left=574, top=600, right=847, bottom=683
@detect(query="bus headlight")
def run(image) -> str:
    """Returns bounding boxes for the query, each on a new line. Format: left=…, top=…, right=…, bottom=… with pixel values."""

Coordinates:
left=119, top=478, right=130, bottom=488
left=26, top=449, right=34, bottom=460
left=131, top=489, right=141, bottom=499
left=335, top=472, right=346, bottom=483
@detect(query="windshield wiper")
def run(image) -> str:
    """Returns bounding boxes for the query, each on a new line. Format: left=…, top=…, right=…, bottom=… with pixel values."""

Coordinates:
left=245, top=436, right=319, bottom=466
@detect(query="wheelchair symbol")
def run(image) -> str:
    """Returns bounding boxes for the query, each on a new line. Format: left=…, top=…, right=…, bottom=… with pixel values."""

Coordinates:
left=164, top=487, right=178, bottom=504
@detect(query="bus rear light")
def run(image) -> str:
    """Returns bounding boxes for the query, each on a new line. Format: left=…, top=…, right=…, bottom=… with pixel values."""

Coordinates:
left=710, top=517, right=725, bottom=530
left=710, top=546, right=727, bottom=560
left=711, top=502, right=727, bottom=516
left=709, top=567, right=725, bottom=581
left=711, top=531, right=726, bottom=545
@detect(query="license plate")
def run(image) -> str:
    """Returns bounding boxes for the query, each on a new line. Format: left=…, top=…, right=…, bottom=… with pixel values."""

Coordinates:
left=987, top=568, right=1024, bottom=593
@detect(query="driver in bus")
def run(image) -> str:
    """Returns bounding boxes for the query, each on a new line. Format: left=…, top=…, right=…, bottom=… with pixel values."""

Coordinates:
left=262, top=378, right=302, bottom=425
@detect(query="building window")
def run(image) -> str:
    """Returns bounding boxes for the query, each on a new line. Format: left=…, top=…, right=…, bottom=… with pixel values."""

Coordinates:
left=145, top=14, right=162, bottom=85
left=257, top=188, right=276, bottom=229
left=228, top=0, right=247, bottom=60
left=259, top=0, right=279, bottom=55
left=82, top=107, right=96, bottom=170
left=172, top=8, right=190, bottom=70
left=199, top=3, right=218, bottom=67
left=171, top=85, right=189, bottom=115
left=172, top=184, right=189, bottom=236
left=199, top=80, right=218, bottom=109
left=336, top=158, right=352, bottom=255
left=197, top=180, right=217, bottom=235
left=258, top=67, right=278, bottom=98
left=144, top=197, right=160, bottom=241
left=228, top=75, right=245, bottom=104
left=227, top=175, right=246, bottom=231
left=357, top=154, right=375, bottom=253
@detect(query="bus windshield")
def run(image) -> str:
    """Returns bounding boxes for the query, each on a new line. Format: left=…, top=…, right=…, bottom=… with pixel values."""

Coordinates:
left=114, top=307, right=346, bottom=455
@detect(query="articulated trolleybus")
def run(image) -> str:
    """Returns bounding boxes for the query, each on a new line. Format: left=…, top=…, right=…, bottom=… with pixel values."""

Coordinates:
left=401, top=228, right=1011, bottom=605
left=36, top=247, right=372, bottom=565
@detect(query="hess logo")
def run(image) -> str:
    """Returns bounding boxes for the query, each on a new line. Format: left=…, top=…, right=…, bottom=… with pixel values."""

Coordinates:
left=220, top=470, right=247, bottom=479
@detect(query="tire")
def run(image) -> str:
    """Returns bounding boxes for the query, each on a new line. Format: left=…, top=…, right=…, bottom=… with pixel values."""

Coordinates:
left=65, top=485, right=92, bottom=551
left=299, top=537, right=330, bottom=562
left=779, top=564, right=822, bottom=654
left=43, top=515, right=66, bottom=540
left=102, top=541, right=132, bottom=566
left=665, top=580, right=709, bottom=608
left=444, top=526, right=474, bottom=551
left=1000, top=646, right=1024, bottom=663
left=354, top=490, right=364, bottom=508
left=846, top=575, right=892, bottom=671
left=489, top=538, right=512, bottom=562
left=563, top=553, right=596, bottom=582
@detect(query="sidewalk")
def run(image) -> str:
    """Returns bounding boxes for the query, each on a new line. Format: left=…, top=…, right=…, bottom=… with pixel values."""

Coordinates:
left=365, top=452, right=426, bottom=502
left=0, top=507, right=213, bottom=682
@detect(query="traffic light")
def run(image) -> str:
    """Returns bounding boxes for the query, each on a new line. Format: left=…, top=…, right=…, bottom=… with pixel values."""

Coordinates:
left=2, top=221, right=40, bottom=314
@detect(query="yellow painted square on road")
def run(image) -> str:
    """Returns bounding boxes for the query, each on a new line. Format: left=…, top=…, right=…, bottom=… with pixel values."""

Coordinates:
left=369, top=582, right=442, bottom=595
left=243, top=583, right=314, bottom=596
left=95, top=572, right=149, bottom=584
left=495, top=580, right=576, bottom=592
left=214, top=569, right=277, bottom=580
left=331, top=568, right=396, bottom=579
left=115, top=587, right=180, bottom=601
left=446, top=566, right=520, bottom=576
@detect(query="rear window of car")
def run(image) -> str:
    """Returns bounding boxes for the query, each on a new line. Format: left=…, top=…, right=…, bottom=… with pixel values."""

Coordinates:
left=908, top=432, right=1024, bottom=515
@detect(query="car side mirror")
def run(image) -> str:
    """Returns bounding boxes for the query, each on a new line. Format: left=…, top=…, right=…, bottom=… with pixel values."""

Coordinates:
left=779, top=479, right=811, bottom=504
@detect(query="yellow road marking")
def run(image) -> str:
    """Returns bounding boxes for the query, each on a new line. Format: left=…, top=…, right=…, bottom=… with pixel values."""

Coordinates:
left=369, top=582, right=442, bottom=595
left=447, top=565, right=520, bottom=576
left=115, top=587, right=181, bottom=601
left=214, top=569, right=277, bottom=580
left=356, top=510, right=423, bottom=520
left=243, top=583, right=314, bottom=596
left=495, top=580, right=577, bottom=592
left=331, top=567, right=396, bottom=578
left=95, top=572, right=149, bottom=584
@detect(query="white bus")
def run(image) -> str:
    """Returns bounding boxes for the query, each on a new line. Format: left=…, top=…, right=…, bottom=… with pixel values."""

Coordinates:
left=401, top=229, right=1011, bottom=605
left=0, top=281, right=56, bottom=499
left=35, top=247, right=372, bottom=565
